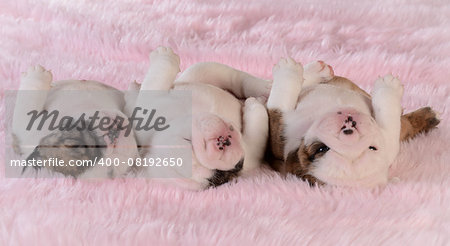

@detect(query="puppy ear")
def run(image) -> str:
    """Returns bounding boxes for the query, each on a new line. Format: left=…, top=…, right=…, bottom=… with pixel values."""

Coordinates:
left=23, top=146, right=43, bottom=174
left=285, top=141, right=324, bottom=187
left=286, top=143, right=311, bottom=177
left=400, top=107, right=440, bottom=141
left=285, top=148, right=300, bottom=174
left=207, top=159, right=244, bottom=188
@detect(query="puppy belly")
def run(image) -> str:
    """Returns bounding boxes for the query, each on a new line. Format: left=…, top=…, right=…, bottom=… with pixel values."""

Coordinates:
left=297, top=84, right=372, bottom=118
left=175, top=83, right=243, bottom=131
left=46, top=80, right=124, bottom=115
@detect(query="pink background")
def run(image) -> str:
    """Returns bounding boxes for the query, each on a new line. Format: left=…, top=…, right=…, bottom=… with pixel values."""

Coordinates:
left=1, top=0, right=449, bottom=244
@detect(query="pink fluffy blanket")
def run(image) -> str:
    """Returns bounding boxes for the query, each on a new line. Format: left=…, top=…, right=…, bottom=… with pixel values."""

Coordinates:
left=0, top=0, right=449, bottom=244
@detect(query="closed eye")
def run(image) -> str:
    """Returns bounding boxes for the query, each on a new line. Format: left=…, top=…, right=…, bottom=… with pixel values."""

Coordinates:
left=369, top=146, right=377, bottom=151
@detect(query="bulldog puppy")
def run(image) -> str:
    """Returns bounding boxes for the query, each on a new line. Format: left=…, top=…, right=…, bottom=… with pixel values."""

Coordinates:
left=266, top=58, right=440, bottom=187
left=125, top=47, right=270, bottom=190
left=12, top=65, right=139, bottom=178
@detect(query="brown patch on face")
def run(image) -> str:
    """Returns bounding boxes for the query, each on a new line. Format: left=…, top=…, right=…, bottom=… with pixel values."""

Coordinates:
left=400, top=107, right=440, bottom=141
left=207, top=159, right=243, bottom=188
left=283, top=139, right=327, bottom=186
left=265, top=109, right=328, bottom=186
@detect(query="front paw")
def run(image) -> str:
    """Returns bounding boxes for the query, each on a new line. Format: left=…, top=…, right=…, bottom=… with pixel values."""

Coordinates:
left=303, top=60, right=334, bottom=86
left=373, top=74, right=404, bottom=98
left=149, top=46, right=180, bottom=69
left=21, top=65, right=52, bottom=84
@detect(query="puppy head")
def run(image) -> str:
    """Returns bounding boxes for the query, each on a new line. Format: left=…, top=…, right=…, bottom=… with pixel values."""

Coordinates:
left=288, top=108, right=390, bottom=187
left=191, top=113, right=244, bottom=187
left=26, top=127, right=105, bottom=177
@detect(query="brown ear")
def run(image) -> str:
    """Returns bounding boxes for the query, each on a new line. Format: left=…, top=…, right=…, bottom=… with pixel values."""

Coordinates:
left=400, top=107, right=440, bottom=141
left=288, top=140, right=311, bottom=178
left=285, top=144, right=324, bottom=186
left=285, top=147, right=301, bottom=174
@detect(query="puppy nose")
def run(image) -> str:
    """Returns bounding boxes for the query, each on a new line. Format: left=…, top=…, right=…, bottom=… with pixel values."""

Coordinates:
left=345, top=116, right=356, bottom=125
left=343, top=115, right=357, bottom=128
left=216, top=135, right=232, bottom=150
left=341, top=115, right=357, bottom=135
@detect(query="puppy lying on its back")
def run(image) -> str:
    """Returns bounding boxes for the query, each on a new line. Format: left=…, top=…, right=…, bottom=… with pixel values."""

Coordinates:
left=125, top=47, right=271, bottom=190
left=266, top=58, right=440, bottom=187
left=12, top=66, right=139, bottom=178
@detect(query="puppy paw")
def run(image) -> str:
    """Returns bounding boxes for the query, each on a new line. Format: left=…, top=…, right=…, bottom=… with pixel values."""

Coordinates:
left=244, top=97, right=264, bottom=110
left=128, top=80, right=141, bottom=91
left=373, top=74, right=404, bottom=98
left=149, top=46, right=180, bottom=68
left=244, top=97, right=268, bottom=128
left=273, top=57, right=303, bottom=85
left=21, top=65, right=52, bottom=85
left=303, top=60, right=334, bottom=86
left=267, top=58, right=303, bottom=111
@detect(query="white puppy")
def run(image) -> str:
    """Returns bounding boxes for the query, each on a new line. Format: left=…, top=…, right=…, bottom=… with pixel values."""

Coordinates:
left=266, top=58, right=439, bottom=187
left=12, top=66, right=139, bottom=178
left=125, top=47, right=271, bottom=190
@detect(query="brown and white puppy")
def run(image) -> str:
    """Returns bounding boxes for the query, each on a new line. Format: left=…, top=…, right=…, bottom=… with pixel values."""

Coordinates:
left=266, top=59, right=440, bottom=187
left=125, top=47, right=271, bottom=190
left=12, top=65, right=139, bottom=178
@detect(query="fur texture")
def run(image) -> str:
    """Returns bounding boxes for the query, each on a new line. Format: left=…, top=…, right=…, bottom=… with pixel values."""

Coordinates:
left=0, top=0, right=449, bottom=244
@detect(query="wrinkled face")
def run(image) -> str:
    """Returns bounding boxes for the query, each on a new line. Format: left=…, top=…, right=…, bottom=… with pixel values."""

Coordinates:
left=191, top=113, right=244, bottom=187
left=288, top=108, right=389, bottom=187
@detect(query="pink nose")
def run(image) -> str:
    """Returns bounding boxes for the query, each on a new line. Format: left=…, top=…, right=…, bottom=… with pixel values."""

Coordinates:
left=341, top=115, right=357, bottom=135
left=337, top=110, right=360, bottom=133
left=193, top=113, right=242, bottom=153
left=335, top=109, right=362, bottom=142
left=209, top=124, right=240, bottom=152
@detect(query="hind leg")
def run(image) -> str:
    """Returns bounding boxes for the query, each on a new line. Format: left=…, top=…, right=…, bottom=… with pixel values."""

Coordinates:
left=267, top=57, right=304, bottom=112
left=303, top=60, right=334, bottom=87
left=176, top=62, right=272, bottom=100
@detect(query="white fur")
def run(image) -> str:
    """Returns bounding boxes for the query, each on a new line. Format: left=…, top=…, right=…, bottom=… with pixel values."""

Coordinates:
left=128, top=47, right=270, bottom=189
left=12, top=66, right=139, bottom=178
left=266, top=57, right=304, bottom=112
